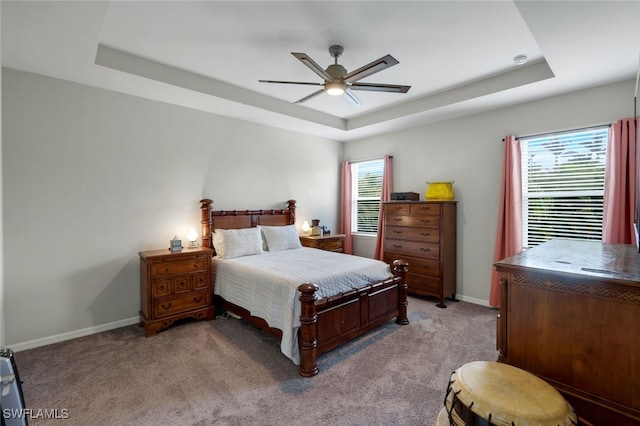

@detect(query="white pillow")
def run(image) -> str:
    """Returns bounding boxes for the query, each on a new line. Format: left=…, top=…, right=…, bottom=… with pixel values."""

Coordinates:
left=212, top=227, right=264, bottom=259
left=260, top=225, right=303, bottom=252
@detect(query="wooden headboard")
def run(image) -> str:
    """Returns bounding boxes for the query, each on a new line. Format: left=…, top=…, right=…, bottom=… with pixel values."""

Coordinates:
left=199, top=199, right=296, bottom=250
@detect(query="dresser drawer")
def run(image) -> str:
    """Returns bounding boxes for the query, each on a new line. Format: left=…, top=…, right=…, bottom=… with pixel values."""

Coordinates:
left=384, top=254, right=440, bottom=277
left=384, top=203, right=411, bottom=215
left=385, top=215, right=440, bottom=228
left=385, top=226, right=439, bottom=243
left=407, top=273, right=441, bottom=294
left=384, top=239, right=440, bottom=259
left=151, top=254, right=209, bottom=277
left=153, top=291, right=209, bottom=318
left=410, top=203, right=441, bottom=216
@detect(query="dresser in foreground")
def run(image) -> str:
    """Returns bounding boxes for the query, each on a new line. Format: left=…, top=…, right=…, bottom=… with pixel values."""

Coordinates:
left=139, top=246, right=214, bottom=336
left=495, top=239, right=640, bottom=426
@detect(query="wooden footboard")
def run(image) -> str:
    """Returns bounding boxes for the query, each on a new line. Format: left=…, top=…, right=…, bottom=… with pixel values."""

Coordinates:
left=298, top=259, right=409, bottom=376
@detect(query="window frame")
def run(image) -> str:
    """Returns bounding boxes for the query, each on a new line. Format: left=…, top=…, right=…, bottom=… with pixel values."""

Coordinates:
left=520, top=125, right=609, bottom=249
left=350, top=158, right=384, bottom=236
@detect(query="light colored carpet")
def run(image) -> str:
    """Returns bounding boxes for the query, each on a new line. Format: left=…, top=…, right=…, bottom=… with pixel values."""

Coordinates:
left=15, top=296, right=497, bottom=425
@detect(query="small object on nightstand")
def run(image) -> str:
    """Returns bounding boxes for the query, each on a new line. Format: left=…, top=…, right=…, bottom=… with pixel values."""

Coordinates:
left=186, top=227, right=198, bottom=247
left=310, top=219, right=322, bottom=235
left=301, top=221, right=311, bottom=235
left=169, top=236, right=182, bottom=252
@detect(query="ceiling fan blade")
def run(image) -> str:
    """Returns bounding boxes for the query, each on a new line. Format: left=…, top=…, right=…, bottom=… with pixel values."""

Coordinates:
left=259, top=80, right=323, bottom=87
left=343, top=88, right=363, bottom=106
left=349, top=82, right=411, bottom=93
left=343, top=54, right=399, bottom=83
left=294, top=89, right=325, bottom=104
left=291, top=53, right=333, bottom=81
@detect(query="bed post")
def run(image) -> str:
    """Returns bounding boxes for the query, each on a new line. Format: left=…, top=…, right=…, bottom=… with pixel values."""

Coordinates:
left=393, top=260, right=410, bottom=325
left=200, top=199, right=213, bottom=249
left=287, top=199, right=296, bottom=225
left=298, top=283, right=319, bottom=377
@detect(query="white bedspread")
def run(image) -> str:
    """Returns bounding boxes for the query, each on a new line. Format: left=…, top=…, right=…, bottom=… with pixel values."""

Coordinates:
left=212, top=247, right=393, bottom=364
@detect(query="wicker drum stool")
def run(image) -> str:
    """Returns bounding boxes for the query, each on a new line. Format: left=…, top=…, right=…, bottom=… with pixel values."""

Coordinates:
left=436, top=361, right=577, bottom=426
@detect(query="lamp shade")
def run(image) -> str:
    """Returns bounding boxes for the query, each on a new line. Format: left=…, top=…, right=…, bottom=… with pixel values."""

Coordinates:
left=301, top=221, right=311, bottom=235
left=187, top=227, right=198, bottom=242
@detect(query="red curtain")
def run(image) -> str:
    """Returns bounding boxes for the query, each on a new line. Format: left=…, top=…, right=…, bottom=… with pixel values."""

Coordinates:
left=340, top=161, right=353, bottom=254
left=490, top=136, right=523, bottom=307
left=603, top=117, right=638, bottom=245
left=374, top=155, right=393, bottom=260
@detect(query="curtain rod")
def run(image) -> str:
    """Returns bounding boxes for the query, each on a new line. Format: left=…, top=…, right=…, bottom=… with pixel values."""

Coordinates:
left=348, top=155, right=393, bottom=163
left=502, top=123, right=611, bottom=141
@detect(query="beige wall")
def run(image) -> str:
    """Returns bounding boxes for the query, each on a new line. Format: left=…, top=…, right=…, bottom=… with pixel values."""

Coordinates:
left=2, top=68, right=342, bottom=348
left=345, top=78, right=636, bottom=304
left=3, top=65, right=635, bottom=349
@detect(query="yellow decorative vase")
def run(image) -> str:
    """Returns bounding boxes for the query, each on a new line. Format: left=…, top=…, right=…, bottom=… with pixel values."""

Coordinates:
left=425, top=181, right=455, bottom=200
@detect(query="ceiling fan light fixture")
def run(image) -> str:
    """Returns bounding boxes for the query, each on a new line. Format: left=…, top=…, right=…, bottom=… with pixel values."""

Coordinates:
left=325, top=81, right=345, bottom=96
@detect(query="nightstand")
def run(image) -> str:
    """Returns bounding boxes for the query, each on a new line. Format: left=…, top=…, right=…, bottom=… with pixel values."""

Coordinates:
left=139, top=246, right=214, bottom=337
left=300, top=234, right=346, bottom=253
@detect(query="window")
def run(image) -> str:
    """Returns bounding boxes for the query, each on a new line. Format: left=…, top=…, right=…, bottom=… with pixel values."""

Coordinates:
left=520, top=126, right=609, bottom=248
left=351, top=159, right=384, bottom=234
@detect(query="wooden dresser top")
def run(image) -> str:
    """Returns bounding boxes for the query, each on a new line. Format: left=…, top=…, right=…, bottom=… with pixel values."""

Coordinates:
left=495, top=239, right=640, bottom=284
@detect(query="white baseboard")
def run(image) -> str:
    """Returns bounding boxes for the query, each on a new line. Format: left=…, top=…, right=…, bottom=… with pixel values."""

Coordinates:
left=10, top=317, right=140, bottom=352
left=8, top=295, right=492, bottom=352
left=452, top=294, right=492, bottom=307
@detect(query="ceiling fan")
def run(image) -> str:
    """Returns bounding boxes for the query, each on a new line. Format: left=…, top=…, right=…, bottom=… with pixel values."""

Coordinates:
left=259, top=45, right=411, bottom=106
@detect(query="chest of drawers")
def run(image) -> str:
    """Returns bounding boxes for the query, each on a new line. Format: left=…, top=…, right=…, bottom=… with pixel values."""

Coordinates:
left=383, top=201, right=457, bottom=307
left=139, top=247, right=214, bottom=336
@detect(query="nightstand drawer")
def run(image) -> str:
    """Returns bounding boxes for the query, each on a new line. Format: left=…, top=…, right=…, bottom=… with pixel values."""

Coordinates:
left=154, top=291, right=209, bottom=318
left=151, top=254, right=209, bottom=277
left=153, top=279, right=172, bottom=298
left=192, top=273, right=209, bottom=290
left=300, top=234, right=345, bottom=253
left=318, top=239, right=344, bottom=252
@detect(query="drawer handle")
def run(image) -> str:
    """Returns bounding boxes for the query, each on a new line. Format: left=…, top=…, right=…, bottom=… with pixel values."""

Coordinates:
left=161, top=302, right=172, bottom=310
left=420, top=219, right=431, bottom=224
left=420, top=232, right=431, bottom=236
left=420, top=247, right=431, bottom=252
left=392, top=230, right=403, bottom=234
left=392, top=244, right=403, bottom=249
left=193, top=295, right=203, bottom=303
left=392, top=218, right=402, bottom=222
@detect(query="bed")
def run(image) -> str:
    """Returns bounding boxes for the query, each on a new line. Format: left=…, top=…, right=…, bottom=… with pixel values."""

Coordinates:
left=199, top=198, right=409, bottom=377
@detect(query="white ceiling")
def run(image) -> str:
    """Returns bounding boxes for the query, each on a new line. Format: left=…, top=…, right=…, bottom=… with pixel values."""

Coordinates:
left=2, top=1, right=640, bottom=142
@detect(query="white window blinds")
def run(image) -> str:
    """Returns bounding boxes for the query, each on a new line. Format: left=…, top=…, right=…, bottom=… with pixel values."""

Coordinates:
left=521, top=126, right=609, bottom=248
left=351, top=159, right=384, bottom=234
